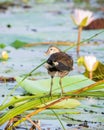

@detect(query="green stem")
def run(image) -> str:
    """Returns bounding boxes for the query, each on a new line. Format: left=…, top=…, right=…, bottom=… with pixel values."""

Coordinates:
left=52, top=109, right=66, bottom=130
left=89, top=71, right=93, bottom=80
left=64, top=30, right=104, bottom=52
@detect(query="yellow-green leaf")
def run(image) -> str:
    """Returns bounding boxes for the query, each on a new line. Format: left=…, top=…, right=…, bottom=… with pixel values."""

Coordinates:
left=37, top=98, right=81, bottom=109
left=16, top=75, right=95, bottom=95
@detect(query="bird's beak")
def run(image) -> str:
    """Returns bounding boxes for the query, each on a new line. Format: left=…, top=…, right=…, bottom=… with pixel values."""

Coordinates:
left=45, top=50, right=49, bottom=55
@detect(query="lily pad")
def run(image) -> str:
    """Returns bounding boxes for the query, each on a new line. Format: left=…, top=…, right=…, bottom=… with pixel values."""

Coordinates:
left=16, top=75, right=95, bottom=95
left=0, top=43, right=6, bottom=48
left=10, top=40, right=27, bottom=49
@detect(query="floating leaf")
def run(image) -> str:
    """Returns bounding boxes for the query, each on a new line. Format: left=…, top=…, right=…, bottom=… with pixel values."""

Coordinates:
left=0, top=43, right=6, bottom=49
left=16, top=75, right=95, bottom=95
left=38, top=98, right=80, bottom=109
left=10, top=40, right=27, bottom=49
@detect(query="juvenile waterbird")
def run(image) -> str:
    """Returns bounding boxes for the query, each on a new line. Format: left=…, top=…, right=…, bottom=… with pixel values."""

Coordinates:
left=45, top=46, right=73, bottom=96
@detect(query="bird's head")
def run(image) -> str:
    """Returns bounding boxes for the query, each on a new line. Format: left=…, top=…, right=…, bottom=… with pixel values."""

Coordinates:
left=45, top=46, right=61, bottom=55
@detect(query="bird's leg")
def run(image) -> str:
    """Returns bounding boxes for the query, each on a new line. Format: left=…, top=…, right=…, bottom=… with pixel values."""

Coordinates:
left=49, top=76, right=53, bottom=96
left=59, top=77, right=64, bottom=95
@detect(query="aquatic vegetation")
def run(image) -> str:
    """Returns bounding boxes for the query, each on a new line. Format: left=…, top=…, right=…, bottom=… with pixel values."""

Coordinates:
left=1, top=51, right=9, bottom=60
left=78, top=55, right=98, bottom=79
left=71, top=9, right=94, bottom=57
left=0, top=75, right=104, bottom=128
left=0, top=43, right=6, bottom=49
left=0, top=50, right=9, bottom=61
left=10, top=40, right=27, bottom=49
left=84, top=18, right=104, bottom=30
left=78, top=56, right=104, bottom=81
left=71, top=9, right=94, bottom=27
left=0, top=31, right=104, bottom=129
left=0, top=1, right=104, bottom=129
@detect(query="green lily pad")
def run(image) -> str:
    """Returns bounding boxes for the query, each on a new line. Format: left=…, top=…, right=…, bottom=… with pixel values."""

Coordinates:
left=16, top=75, right=95, bottom=95
left=10, top=40, right=27, bottom=49
left=0, top=43, right=6, bottom=49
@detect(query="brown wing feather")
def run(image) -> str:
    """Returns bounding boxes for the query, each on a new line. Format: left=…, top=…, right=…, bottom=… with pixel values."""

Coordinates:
left=48, top=52, right=73, bottom=70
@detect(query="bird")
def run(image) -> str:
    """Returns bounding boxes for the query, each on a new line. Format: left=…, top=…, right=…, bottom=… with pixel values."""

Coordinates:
left=45, top=46, right=73, bottom=96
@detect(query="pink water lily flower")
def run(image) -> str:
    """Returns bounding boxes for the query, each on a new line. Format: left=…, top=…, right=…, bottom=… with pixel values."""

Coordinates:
left=72, top=9, right=94, bottom=27
left=71, top=9, right=94, bottom=57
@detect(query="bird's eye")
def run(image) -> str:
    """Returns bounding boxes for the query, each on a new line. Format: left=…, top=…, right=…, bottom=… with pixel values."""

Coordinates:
left=50, top=48, right=53, bottom=51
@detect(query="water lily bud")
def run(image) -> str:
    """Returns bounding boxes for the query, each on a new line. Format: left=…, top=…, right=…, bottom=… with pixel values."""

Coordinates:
left=1, top=51, right=9, bottom=60
left=77, top=56, right=84, bottom=66
left=84, top=55, right=98, bottom=72
left=71, top=9, right=94, bottom=27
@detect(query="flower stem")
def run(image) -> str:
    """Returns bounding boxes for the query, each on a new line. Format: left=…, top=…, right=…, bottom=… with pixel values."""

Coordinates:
left=77, top=26, right=82, bottom=58
left=89, top=71, right=93, bottom=80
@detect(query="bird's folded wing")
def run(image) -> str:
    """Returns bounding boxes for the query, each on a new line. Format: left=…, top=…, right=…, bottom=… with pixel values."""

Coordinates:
left=54, top=62, right=70, bottom=71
